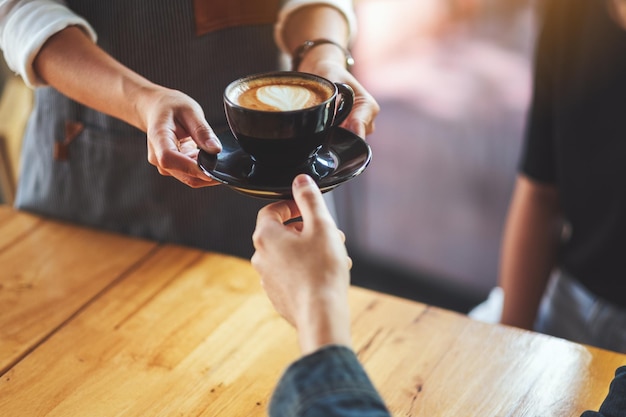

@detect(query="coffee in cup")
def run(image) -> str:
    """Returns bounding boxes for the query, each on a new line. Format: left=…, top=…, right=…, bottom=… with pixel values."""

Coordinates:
left=224, top=71, right=354, bottom=168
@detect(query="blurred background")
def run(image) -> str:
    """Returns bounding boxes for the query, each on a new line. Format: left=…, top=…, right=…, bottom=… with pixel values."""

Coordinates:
left=0, top=0, right=538, bottom=313
left=338, top=0, right=539, bottom=312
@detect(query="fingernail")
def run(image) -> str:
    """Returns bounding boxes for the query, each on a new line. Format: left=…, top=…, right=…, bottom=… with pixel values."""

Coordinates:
left=206, top=136, right=222, bottom=152
left=293, top=174, right=314, bottom=187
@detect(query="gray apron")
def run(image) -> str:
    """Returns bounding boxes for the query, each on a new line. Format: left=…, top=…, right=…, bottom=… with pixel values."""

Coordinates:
left=15, top=0, right=284, bottom=259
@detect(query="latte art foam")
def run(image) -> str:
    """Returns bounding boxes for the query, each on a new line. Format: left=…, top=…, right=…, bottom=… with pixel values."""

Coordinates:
left=256, top=85, right=312, bottom=111
left=231, top=77, right=332, bottom=112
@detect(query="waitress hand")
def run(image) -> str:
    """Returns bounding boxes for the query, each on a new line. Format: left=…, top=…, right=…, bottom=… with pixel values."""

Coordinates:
left=138, top=87, right=223, bottom=188
left=32, top=26, right=222, bottom=188
left=299, top=60, right=379, bottom=139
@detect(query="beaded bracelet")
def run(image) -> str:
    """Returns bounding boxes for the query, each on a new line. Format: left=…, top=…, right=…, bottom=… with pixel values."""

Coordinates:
left=291, top=38, right=355, bottom=71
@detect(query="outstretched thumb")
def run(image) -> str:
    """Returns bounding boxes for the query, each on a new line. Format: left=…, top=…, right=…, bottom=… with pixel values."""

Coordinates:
left=291, top=174, right=334, bottom=228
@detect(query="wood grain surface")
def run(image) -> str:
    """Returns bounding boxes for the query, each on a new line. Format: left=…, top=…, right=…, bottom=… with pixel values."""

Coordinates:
left=0, top=206, right=624, bottom=416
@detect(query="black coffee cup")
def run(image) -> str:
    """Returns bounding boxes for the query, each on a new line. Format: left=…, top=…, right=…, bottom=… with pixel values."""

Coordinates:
left=224, top=71, right=354, bottom=168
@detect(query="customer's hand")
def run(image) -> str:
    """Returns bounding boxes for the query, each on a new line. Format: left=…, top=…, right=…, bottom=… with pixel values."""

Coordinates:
left=137, top=87, right=223, bottom=188
left=252, top=174, right=353, bottom=354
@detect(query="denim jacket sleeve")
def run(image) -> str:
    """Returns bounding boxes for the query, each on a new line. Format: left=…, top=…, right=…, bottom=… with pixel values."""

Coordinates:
left=580, top=366, right=626, bottom=417
left=269, top=345, right=392, bottom=417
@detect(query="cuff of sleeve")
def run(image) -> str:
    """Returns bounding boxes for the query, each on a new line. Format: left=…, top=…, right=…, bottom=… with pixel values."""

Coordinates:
left=1, top=1, right=97, bottom=88
left=274, top=0, right=357, bottom=55
left=269, top=345, right=390, bottom=417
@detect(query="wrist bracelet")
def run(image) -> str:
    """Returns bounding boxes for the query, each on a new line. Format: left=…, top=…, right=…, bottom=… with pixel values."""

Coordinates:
left=291, top=38, right=355, bottom=71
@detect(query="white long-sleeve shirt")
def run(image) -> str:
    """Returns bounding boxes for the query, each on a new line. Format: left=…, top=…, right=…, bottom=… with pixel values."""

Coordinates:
left=0, top=0, right=357, bottom=88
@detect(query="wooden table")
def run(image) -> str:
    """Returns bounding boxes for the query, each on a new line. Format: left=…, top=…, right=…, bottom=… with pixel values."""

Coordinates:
left=1, top=206, right=625, bottom=416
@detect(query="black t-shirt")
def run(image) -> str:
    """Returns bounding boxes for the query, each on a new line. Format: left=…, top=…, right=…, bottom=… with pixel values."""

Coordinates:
left=581, top=366, right=626, bottom=417
left=521, top=0, right=626, bottom=306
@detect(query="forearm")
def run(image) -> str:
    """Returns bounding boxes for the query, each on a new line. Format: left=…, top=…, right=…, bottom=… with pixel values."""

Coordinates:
left=278, top=4, right=351, bottom=70
left=33, top=25, right=159, bottom=132
left=499, top=175, right=561, bottom=329
left=276, top=0, right=355, bottom=48
left=296, top=291, right=352, bottom=356
left=281, top=4, right=349, bottom=49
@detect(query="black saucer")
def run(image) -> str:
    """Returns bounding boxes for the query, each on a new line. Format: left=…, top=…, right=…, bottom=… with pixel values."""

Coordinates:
left=198, top=127, right=372, bottom=199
